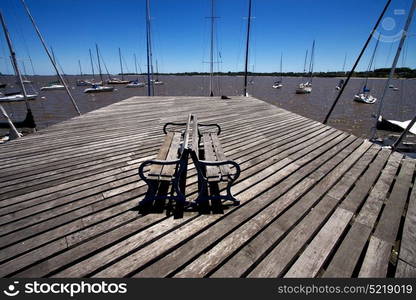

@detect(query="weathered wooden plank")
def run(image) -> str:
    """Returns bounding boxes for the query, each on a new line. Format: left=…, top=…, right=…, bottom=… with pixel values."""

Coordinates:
left=358, top=157, right=416, bottom=277
left=246, top=143, right=377, bottom=278
left=358, top=236, right=392, bottom=277
left=373, top=157, right=415, bottom=244
left=396, top=173, right=416, bottom=277
left=324, top=152, right=403, bottom=278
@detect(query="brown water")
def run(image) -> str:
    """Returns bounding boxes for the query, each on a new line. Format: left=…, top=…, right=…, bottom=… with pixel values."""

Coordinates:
left=0, top=75, right=414, bottom=138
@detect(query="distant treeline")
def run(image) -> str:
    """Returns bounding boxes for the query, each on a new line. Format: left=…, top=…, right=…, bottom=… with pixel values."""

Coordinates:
left=2, top=68, right=415, bottom=78
left=121, top=67, right=416, bottom=78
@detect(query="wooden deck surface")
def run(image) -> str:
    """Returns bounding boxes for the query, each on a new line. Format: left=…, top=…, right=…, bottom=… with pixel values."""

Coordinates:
left=0, top=96, right=415, bottom=278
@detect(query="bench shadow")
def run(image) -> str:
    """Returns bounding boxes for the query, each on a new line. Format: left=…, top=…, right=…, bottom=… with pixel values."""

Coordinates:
left=133, top=180, right=232, bottom=219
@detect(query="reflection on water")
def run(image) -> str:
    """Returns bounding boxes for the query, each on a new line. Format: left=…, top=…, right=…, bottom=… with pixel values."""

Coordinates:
left=0, top=75, right=414, bottom=139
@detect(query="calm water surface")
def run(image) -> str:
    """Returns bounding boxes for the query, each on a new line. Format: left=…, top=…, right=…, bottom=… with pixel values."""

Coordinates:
left=0, top=75, right=414, bottom=139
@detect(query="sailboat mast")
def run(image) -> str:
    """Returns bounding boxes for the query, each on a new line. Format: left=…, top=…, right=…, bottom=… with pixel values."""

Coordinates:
left=156, top=59, right=159, bottom=81
left=89, top=48, right=95, bottom=79
left=209, top=0, right=215, bottom=97
left=51, top=47, right=56, bottom=65
left=20, top=0, right=81, bottom=116
left=303, top=49, right=308, bottom=74
left=28, top=54, right=36, bottom=75
left=308, top=40, right=315, bottom=83
left=0, top=11, right=30, bottom=111
left=145, top=0, right=154, bottom=96
left=118, top=47, right=124, bottom=80
left=78, top=59, right=83, bottom=77
left=21, top=60, right=27, bottom=76
left=96, top=44, right=103, bottom=82
left=364, top=37, right=380, bottom=89
left=134, top=53, right=139, bottom=80
left=372, top=0, right=416, bottom=140
left=342, top=53, right=347, bottom=73
left=243, top=0, right=252, bottom=97
left=280, top=52, right=283, bottom=82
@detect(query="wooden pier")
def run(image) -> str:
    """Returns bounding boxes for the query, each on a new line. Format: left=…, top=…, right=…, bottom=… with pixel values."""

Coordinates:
left=0, top=96, right=415, bottom=278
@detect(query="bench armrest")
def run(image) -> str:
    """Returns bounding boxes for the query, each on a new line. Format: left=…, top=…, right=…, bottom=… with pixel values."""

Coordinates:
left=138, top=159, right=181, bottom=181
left=163, top=122, right=187, bottom=134
left=198, top=123, right=221, bottom=135
left=198, top=159, right=241, bottom=181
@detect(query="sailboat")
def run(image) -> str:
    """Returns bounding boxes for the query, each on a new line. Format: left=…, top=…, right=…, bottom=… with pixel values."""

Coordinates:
left=75, top=59, right=91, bottom=86
left=126, top=54, right=145, bottom=88
left=335, top=79, right=344, bottom=91
left=40, top=80, right=65, bottom=91
left=78, top=49, right=100, bottom=86
left=107, top=48, right=130, bottom=84
left=40, top=48, right=65, bottom=91
left=336, top=53, right=347, bottom=90
left=272, top=53, right=283, bottom=89
left=353, top=37, right=379, bottom=104
left=152, top=60, right=164, bottom=85
left=296, top=41, right=315, bottom=94
left=84, top=44, right=114, bottom=93
left=0, top=12, right=37, bottom=103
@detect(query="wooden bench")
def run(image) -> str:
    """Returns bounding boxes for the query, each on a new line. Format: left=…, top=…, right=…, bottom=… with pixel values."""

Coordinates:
left=138, top=114, right=192, bottom=209
left=190, top=115, right=241, bottom=205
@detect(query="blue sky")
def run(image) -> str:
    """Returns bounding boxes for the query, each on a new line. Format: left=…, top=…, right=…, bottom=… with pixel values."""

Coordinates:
left=0, top=0, right=415, bottom=75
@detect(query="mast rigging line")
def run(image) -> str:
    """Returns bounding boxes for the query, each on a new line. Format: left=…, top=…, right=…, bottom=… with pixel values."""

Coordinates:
left=19, top=0, right=81, bottom=116
left=145, top=0, right=154, bottom=97
left=243, top=0, right=253, bottom=97
left=322, top=0, right=392, bottom=125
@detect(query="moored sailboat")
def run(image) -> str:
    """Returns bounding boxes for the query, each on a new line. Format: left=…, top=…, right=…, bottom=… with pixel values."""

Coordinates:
left=40, top=81, right=65, bottom=91
left=126, top=53, right=145, bottom=88
left=296, top=41, right=315, bottom=94
left=84, top=44, right=114, bottom=93
left=353, top=36, right=379, bottom=104
left=272, top=53, right=283, bottom=89
left=107, top=48, right=130, bottom=84
left=0, top=11, right=37, bottom=103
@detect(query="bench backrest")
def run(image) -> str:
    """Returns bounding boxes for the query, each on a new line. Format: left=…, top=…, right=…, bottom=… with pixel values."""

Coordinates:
left=191, top=114, right=199, bottom=159
left=180, top=113, right=192, bottom=155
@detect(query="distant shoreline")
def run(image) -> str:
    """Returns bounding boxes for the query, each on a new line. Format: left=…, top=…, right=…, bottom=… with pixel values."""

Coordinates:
left=1, top=73, right=415, bottom=79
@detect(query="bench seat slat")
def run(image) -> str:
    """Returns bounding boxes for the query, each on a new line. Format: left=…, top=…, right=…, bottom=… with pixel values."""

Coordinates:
left=160, top=132, right=182, bottom=178
left=210, top=133, right=231, bottom=177
left=148, top=131, right=175, bottom=177
left=202, top=133, right=221, bottom=180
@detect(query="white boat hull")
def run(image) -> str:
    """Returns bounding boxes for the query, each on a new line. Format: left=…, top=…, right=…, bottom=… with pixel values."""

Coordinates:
left=107, top=80, right=130, bottom=84
left=40, top=85, right=65, bottom=91
left=272, top=84, right=283, bottom=89
left=0, top=94, right=38, bottom=102
left=296, top=82, right=312, bottom=94
left=84, top=86, right=114, bottom=93
left=126, top=82, right=145, bottom=88
left=353, top=93, right=377, bottom=104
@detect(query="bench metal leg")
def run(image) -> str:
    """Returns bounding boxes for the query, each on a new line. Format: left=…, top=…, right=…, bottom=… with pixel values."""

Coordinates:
left=225, top=179, right=240, bottom=205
